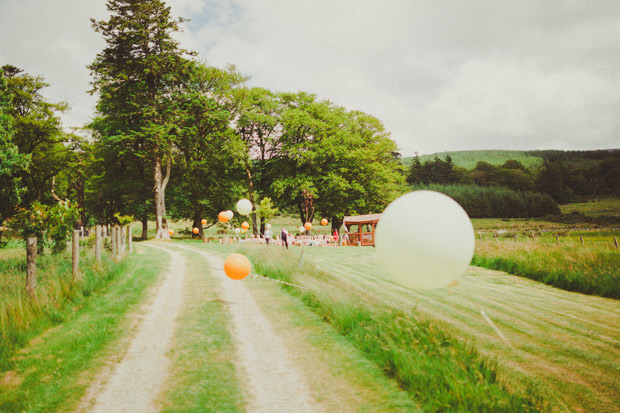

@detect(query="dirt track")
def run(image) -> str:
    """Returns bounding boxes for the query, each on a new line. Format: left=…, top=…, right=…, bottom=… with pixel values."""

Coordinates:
left=84, top=242, right=319, bottom=412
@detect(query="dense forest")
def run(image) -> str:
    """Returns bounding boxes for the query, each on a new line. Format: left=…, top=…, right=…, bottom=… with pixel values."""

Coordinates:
left=406, top=152, right=619, bottom=217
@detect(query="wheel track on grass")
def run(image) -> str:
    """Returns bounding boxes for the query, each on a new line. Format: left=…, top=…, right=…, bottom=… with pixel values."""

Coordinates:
left=166, top=243, right=321, bottom=413
left=86, top=244, right=186, bottom=412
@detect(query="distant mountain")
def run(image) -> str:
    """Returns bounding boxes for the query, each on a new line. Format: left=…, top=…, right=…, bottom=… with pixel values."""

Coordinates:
left=401, top=149, right=619, bottom=170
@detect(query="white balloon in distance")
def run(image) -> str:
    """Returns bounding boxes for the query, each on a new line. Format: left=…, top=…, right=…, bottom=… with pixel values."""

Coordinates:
left=236, top=199, right=252, bottom=216
left=375, top=190, right=475, bottom=289
left=299, top=226, right=305, bottom=233
left=265, top=223, right=272, bottom=229
left=234, top=228, right=241, bottom=234
left=226, top=210, right=234, bottom=220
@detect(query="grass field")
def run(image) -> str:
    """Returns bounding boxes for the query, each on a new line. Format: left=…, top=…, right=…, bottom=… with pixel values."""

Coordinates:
left=233, top=243, right=619, bottom=412
left=401, top=150, right=545, bottom=169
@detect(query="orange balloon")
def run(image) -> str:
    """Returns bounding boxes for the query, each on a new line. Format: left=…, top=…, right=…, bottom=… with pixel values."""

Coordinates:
left=224, top=253, right=251, bottom=280
left=193, top=227, right=199, bottom=234
left=201, top=218, right=207, bottom=226
left=321, top=218, right=328, bottom=226
left=241, top=221, right=250, bottom=230
left=304, top=222, right=312, bottom=231
left=168, top=229, right=174, bottom=235
left=218, top=211, right=229, bottom=223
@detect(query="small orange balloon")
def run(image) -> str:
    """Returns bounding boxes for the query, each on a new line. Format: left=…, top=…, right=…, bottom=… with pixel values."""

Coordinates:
left=321, top=218, right=328, bottom=226
left=201, top=218, right=207, bottom=226
left=218, top=211, right=229, bottom=223
left=241, top=221, right=250, bottom=230
left=193, top=227, right=199, bottom=234
left=304, top=222, right=312, bottom=231
left=168, top=229, right=174, bottom=235
left=224, top=253, right=251, bottom=280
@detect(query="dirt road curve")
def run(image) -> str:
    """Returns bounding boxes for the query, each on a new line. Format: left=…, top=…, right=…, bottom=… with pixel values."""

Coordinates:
left=85, top=243, right=319, bottom=412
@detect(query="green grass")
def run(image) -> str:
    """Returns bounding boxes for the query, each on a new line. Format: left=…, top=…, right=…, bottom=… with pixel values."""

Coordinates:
left=402, top=150, right=545, bottom=170
left=235, top=245, right=541, bottom=412
left=560, top=197, right=620, bottom=218
left=472, top=235, right=620, bottom=298
left=157, top=246, right=246, bottom=412
left=259, top=244, right=618, bottom=412
left=0, top=245, right=168, bottom=411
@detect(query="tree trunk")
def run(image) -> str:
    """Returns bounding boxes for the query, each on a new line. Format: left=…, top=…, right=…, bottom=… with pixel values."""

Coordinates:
left=141, top=216, right=148, bottom=239
left=154, top=154, right=171, bottom=240
left=26, top=236, right=37, bottom=295
left=244, top=161, right=259, bottom=236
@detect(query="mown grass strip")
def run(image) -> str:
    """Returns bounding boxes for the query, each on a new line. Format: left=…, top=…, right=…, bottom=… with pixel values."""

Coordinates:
left=158, top=247, right=246, bottom=412
left=239, top=246, right=542, bottom=412
left=0, top=245, right=168, bottom=412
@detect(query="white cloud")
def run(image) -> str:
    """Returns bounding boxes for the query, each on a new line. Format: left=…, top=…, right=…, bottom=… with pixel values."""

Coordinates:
left=2, top=0, right=619, bottom=154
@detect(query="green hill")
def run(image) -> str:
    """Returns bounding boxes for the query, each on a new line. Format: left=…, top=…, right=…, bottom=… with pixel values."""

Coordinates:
left=401, top=149, right=619, bottom=170
left=401, top=150, right=544, bottom=169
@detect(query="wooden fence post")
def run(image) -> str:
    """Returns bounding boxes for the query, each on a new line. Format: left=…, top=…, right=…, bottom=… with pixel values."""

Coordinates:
left=26, top=236, right=37, bottom=295
left=513, top=233, right=517, bottom=242
left=72, top=229, right=80, bottom=280
left=115, top=226, right=122, bottom=257
left=531, top=233, right=536, bottom=244
left=111, top=226, right=117, bottom=258
left=120, top=226, right=125, bottom=253
left=580, top=235, right=584, bottom=246
left=95, top=224, right=102, bottom=262
left=128, top=226, right=133, bottom=253
left=614, top=237, right=619, bottom=250
left=555, top=234, right=560, bottom=247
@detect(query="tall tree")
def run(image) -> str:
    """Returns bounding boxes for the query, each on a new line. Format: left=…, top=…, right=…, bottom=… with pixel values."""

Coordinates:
left=1, top=65, right=69, bottom=208
left=168, top=62, right=247, bottom=232
left=234, top=87, right=282, bottom=234
left=89, top=0, right=193, bottom=239
left=0, top=73, right=30, bottom=231
left=273, top=93, right=404, bottom=230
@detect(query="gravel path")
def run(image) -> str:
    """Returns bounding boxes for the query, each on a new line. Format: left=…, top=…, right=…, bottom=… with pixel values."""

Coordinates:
left=171, top=243, right=321, bottom=413
left=87, top=244, right=186, bottom=412
left=84, top=242, right=319, bottom=412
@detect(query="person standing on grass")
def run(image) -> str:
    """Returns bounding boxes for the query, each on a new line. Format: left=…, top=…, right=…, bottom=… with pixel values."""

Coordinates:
left=264, top=226, right=272, bottom=245
left=281, top=227, right=288, bottom=249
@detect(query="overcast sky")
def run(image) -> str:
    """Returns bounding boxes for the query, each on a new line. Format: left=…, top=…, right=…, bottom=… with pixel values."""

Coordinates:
left=1, top=0, right=619, bottom=155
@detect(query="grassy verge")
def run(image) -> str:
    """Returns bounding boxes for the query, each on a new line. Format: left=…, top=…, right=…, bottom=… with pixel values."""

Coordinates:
left=0, top=245, right=168, bottom=411
left=244, top=265, right=420, bottom=411
left=157, top=247, right=245, bottom=412
left=0, top=250, right=124, bottom=370
left=473, top=237, right=619, bottom=298
left=237, top=245, right=541, bottom=412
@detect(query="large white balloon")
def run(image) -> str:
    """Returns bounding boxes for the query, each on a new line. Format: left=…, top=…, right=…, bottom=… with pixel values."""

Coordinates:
left=236, top=199, right=252, bottom=216
left=375, top=190, right=475, bottom=290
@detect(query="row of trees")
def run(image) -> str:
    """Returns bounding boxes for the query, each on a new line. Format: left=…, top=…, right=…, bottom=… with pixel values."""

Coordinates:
left=1, top=0, right=404, bottom=242
left=407, top=155, right=620, bottom=204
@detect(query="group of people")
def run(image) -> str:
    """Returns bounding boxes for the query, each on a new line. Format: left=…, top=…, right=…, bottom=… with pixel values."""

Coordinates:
left=260, top=227, right=347, bottom=249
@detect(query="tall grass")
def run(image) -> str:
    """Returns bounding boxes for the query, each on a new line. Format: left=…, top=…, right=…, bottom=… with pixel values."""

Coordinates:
left=0, top=251, right=126, bottom=370
left=473, top=237, right=620, bottom=298
left=242, top=246, right=541, bottom=411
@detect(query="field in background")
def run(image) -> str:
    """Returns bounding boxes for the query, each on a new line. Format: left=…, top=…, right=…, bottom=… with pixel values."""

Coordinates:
left=401, top=150, right=545, bottom=169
